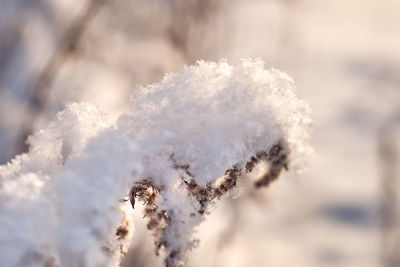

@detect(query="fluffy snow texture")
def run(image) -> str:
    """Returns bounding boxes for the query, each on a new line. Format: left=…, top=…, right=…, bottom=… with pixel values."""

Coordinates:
left=0, top=59, right=311, bottom=267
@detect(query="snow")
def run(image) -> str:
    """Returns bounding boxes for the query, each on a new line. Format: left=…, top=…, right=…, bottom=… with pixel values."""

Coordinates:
left=0, top=59, right=311, bottom=267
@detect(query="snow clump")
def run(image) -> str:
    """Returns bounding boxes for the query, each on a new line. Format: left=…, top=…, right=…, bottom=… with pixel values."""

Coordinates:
left=0, top=59, right=311, bottom=267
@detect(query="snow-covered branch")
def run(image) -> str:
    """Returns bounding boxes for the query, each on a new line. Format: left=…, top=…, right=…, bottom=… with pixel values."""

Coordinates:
left=0, top=59, right=312, bottom=267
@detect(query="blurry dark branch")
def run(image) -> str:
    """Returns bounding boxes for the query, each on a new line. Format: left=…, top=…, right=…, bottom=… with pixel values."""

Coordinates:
left=17, top=0, right=111, bottom=154
left=211, top=199, right=240, bottom=267
left=166, top=0, right=220, bottom=63
left=278, top=0, right=301, bottom=68
left=379, top=114, right=400, bottom=267
left=30, top=0, right=110, bottom=112
left=211, top=185, right=266, bottom=267
left=0, top=1, right=55, bottom=82
left=0, top=26, right=22, bottom=83
left=121, top=238, right=154, bottom=267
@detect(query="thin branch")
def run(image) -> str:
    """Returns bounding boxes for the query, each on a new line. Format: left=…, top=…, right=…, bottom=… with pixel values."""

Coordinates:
left=18, top=0, right=111, bottom=153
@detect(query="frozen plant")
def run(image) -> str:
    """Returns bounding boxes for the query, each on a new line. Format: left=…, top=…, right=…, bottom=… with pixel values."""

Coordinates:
left=0, top=59, right=312, bottom=267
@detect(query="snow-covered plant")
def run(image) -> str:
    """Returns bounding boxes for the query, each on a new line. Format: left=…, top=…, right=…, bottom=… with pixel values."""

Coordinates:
left=0, top=59, right=311, bottom=267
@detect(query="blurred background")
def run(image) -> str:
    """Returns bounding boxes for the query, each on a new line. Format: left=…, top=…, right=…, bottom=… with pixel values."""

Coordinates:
left=0, top=0, right=399, bottom=266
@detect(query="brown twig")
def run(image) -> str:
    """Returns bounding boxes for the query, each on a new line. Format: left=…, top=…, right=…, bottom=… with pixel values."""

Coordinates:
left=129, top=141, right=290, bottom=267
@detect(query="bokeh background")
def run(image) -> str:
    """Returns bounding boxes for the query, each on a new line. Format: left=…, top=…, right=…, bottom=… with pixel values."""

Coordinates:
left=1, top=0, right=399, bottom=266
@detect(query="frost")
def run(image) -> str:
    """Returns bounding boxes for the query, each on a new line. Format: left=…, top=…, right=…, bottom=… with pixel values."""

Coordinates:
left=0, top=59, right=311, bottom=267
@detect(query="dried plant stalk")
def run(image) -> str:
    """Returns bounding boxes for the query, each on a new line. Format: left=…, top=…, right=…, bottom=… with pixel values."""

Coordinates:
left=129, top=140, right=290, bottom=266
